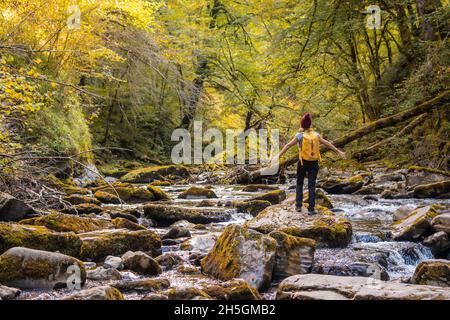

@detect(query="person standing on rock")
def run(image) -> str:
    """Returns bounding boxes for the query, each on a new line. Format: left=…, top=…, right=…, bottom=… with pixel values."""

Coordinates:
left=271, top=113, right=346, bottom=215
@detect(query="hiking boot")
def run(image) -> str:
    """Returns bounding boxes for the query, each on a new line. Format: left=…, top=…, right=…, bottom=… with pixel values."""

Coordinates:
left=295, top=206, right=303, bottom=213
left=308, top=210, right=317, bottom=216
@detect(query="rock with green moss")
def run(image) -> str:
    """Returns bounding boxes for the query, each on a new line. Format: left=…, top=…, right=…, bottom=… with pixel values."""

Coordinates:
left=0, top=284, right=21, bottom=300
left=63, top=195, right=101, bottom=206
left=62, top=286, right=124, bottom=300
left=242, top=185, right=278, bottom=192
left=122, top=251, right=161, bottom=275
left=143, top=204, right=232, bottom=226
left=391, top=205, right=439, bottom=241
left=232, top=200, right=272, bottom=216
left=112, top=217, right=146, bottom=231
left=0, top=247, right=86, bottom=289
left=269, top=231, right=316, bottom=280
left=150, top=180, right=173, bottom=186
left=62, top=203, right=103, bottom=215
left=79, top=229, right=161, bottom=261
left=99, top=184, right=156, bottom=203
left=201, top=279, right=261, bottom=300
left=162, top=226, right=191, bottom=240
left=413, top=180, right=450, bottom=199
left=201, top=224, right=277, bottom=291
left=276, top=274, right=450, bottom=300
left=44, top=175, right=90, bottom=195
left=0, top=222, right=82, bottom=256
left=120, top=165, right=190, bottom=183
left=411, top=259, right=450, bottom=287
left=20, top=213, right=113, bottom=233
left=178, top=186, right=217, bottom=199
left=94, top=190, right=121, bottom=204
left=0, top=192, right=36, bottom=222
left=245, top=198, right=352, bottom=248
left=147, top=185, right=170, bottom=200
left=167, top=287, right=212, bottom=300
left=318, top=174, right=369, bottom=194
left=303, top=188, right=333, bottom=209
left=249, top=189, right=286, bottom=205
left=111, top=278, right=170, bottom=293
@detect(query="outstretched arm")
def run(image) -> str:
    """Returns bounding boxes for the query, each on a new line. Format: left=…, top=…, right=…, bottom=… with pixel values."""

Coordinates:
left=271, top=136, right=297, bottom=163
left=318, top=136, right=346, bottom=159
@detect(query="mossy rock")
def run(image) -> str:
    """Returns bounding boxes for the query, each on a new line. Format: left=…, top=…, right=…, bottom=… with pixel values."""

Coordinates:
left=62, top=286, right=124, bottom=300
left=143, top=204, right=232, bottom=226
left=0, top=192, right=37, bottom=222
left=121, top=251, right=161, bottom=275
left=245, top=197, right=352, bottom=248
left=0, top=222, right=82, bottom=256
left=303, top=188, right=333, bottom=209
left=0, top=247, right=86, bottom=289
left=413, top=180, right=450, bottom=199
left=62, top=203, right=103, bottom=215
left=411, top=259, right=450, bottom=287
left=62, top=195, right=101, bottom=206
left=94, top=190, right=121, bottom=204
left=269, top=231, right=316, bottom=280
left=147, top=185, right=170, bottom=201
left=150, top=180, right=173, bottom=186
left=318, top=174, right=367, bottom=194
left=201, top=224, right=277, bottom=291
left=44, top=175, right=90, bottom=195
left=167, top=287, right=212, bottom=300
left=242, top=185, right=278, bottom=192
left=112, top=218, right=146, bottom=231
left=155, top=253, right=184, bottom=270
left=20, top=213, right=113, bottom=233
left=233, top=200, right=272, bottom=216
left=249, top=189, right=286, bottom=205
left=178, top=186, right=217, bottom=199
left=111, top=278, right=170, bottom=293
left=78, top=229, right=161, bottom=261
left=120, top=165, right=190, bottom=183
left=100, top=185, right=156, bottom=203
left=392, top=205, right=439, bottom=241
left=201, top=279, right=261, bottom=300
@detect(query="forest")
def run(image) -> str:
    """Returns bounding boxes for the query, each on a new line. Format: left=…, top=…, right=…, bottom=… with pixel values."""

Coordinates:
left=0, top=0, right=449, bottom=301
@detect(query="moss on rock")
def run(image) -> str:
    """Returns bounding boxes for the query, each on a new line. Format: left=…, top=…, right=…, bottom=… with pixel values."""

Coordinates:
left=120, top=165, right=190, bottom=183
left=249, top=190, right=286, bottom=205
left=20, top=213, right=113, bottom=233
left=112, top=218, right=146, bottom=231
left=411, top=259, right=450, bottom=287
left=413, top=180, right=450, bottom=199
left=392, top=205, right=439, bottom=241
left=178, top=186, right=217, bottom=199
left=0, top=222, right=82, bottom=256
left=147, top=185, right=170, bottom=201
left=94, top=190, right=121, bottom=204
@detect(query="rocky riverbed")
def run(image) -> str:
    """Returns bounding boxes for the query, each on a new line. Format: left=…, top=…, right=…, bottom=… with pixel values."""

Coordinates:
left=0, top=164, right=449, bottom=300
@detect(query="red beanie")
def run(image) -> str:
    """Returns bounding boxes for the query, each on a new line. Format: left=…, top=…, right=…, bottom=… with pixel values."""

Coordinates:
left=301, top=113, right=312, bottom=129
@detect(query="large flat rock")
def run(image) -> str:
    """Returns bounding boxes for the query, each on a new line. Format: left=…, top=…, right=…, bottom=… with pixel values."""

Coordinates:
left=277, top=274, right=450, bottom=300
left=245, top=198, right=352, bottom=248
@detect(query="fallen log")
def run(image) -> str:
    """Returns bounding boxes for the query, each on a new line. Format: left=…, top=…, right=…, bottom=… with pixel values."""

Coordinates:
left=352, top=113, right=428, bottom=160
left=232, top=90, right=450, bottom=183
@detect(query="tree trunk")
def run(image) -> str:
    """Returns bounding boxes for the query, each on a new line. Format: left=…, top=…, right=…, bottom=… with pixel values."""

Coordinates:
left=233, top=90, right=450, bottom=183
left=415, top=0, right=438, bottom=41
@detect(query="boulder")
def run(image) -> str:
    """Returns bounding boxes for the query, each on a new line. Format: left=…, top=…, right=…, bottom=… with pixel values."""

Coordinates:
left=0, top=284, right=21, bottom=300
left=109, top=212, right=139, bottom=223
left=87, top=266, right=122, bottom=281
left=63, top=195, right=101, bottom=206
left=201, top=224, right=277, bottom=291
left=121, top=251, right=161, bottom=275
left=167, top=287, right=212, bottom=300
left=353, top=185, right=385, bottom=195
left=155, top=253, right=184, bottom=270
left=411, top=260, right=450, bottom=287
left=393, top=205, right=416, bottom=221
left=62, top=203, right=103, bottom=215
left=180, top=233, right=218, bottom=253
left=391, top=205, right=439, bottom=241
left=103, top=255, right=124, bottom=270
left=201, top=279, right=261, bottom=300
left=431, top=213, right=450, bottom=234
left=79, top=229, right=161, bottom=261
left=318, top=174, right=368, bottom=194
left=276, top=274, right=450, bottom=300
left=303, top=188, right=333, bottom=209
left=245, top=198, right=352, bottom=248
left=177, top=264, right=200, bottom=274
left=146, top=185, right=170, bottom=200
left=143, top=204, right=232, bottom=226
left=413, top=180, right=450, bottom=199
left=232, top=200, right=272, bottom=216
left=269, top=231, right=315, bottom=280
left=112, top=217, right=146, bottom=231
left=112, top=278, right=170, bottom=293
left=0, top=247, right=86, bottom=289
left=423, top=232, right=450, bottom=255
left=178, top=186, right=217, bottom=199
left=120, top=165, right=190, bottom=183
left=0, top=192, right=36, bottom=222
left=162, top=226, right=191, bottom=240
left=63, top=286, right=124, bottom=300
left=20, top=213, right=113, bottom=233
left=94, top=191, right=121, bottom=204
left=0, top=222, right=82, bottom=256
left=406, top=166, right=450, bottom=188
left=242, top=185, right=278, bottom=192
left=249, top=189, right=286, bottom=205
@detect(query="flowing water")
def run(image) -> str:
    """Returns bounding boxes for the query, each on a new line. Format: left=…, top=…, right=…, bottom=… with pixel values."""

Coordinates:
left=19, top=181, right=449, bottom=300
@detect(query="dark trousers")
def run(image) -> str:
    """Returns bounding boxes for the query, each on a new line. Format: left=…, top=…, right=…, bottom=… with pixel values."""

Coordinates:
left=296, top=159, right=319, bottom=210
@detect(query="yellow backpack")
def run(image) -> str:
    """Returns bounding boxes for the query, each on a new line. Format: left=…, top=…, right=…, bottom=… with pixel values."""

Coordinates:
left=299, top=129, right=322, bottom=164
